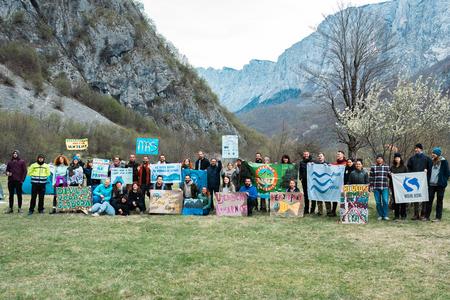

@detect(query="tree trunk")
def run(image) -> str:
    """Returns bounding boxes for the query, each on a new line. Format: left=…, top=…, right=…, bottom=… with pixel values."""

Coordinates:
left=347, top=134, right=359, bottom=159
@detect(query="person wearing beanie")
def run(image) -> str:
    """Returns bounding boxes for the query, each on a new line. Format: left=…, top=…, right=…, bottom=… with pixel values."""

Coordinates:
left=424, top=147, right=449, bottom=222
left=27, top=154, right=51, bottom=215
left=407, top=143, right=432, bottom=220
left=67, top=155, right=84, bottom=187
left=389, top=152, right=408, bottom=220
left=5, top=150, right=27, bottom=214
left=370, top=154, right=390, bottom=220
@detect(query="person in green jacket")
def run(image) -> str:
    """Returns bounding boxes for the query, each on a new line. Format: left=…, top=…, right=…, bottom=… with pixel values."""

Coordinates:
left=197, top=187, right=212, bottom=215
left=27, top=154, right=51, bottom=215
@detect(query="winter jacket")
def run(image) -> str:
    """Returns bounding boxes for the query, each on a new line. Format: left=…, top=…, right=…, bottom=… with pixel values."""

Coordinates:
left=128, top=190, right=145, bottom=206
left=349, top=169, right=369, bottom=185
left=430, top=157, right=449, bottom=188
left=6, top=152, right=27, bottom=183
left=286, top=187, right=300, bottom=193
left=344, top=165, right=355, bottom=184
left=221, top=168, right=239, bottom=187
left=207, top=161, right=223, bottom=191
left=389, top=164, right=408, bottom=189
left=197, top=193, right=211, bottom=209
left=195, top=158, right=210, bottom=170
left=126, top=161, right=139, bottom=183
left=93, top=184, right=113, bottom=202
left=298, top=157, right=313, bottom=181
left=239, top=185, right=258, bottom=200
left=407, top=152, right=432, bottom=181
left=67, top=164, right=84, bottom=186
left=116, top=196, right=130, bottom=216
left=151, top=182, right=171, bottom=190
left=138, top=164, right=151, bottom=186
left=112, top=188, right=127, bottom=211
left=83, top=167, right=100, bottom=187
left=28, top=162, right=51, bottom=184
left=181, top=181, right=199, bottom=199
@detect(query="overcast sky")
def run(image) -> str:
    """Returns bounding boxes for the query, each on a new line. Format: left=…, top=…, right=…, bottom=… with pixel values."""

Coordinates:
left=142, top=0, right=386, bottom=69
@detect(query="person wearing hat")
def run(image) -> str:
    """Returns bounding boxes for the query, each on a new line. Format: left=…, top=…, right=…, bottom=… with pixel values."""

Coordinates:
left=406, top=143, right=432, bottom=220
left=67, top=155, right=84, bottom=186
left=27, top=154, right=51, bottom=215
left=5, top=150, right=27, bottom=214
left=424, top=147, right=449, bottom=222
left=389, top=153, right=409, bottom=220
left=370, top=154, right=391, bottom=220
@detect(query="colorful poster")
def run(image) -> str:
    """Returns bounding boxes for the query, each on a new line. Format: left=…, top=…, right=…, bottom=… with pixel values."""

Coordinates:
left=340, top=185, right=369, bottom=224
left=149, top=190, right=183, bottom=214
left=136, top=138, right=159, bottom=155
left=65, top=138, right=88, bottom=150
left=392, top=171, right=429, bottom=203
left=215, top=192, right=248, bottom=217
left=92, top=158, right=110, bottom=180
left=307, top=163, right=344, bottom=202
left=222, top=135, right=239, bottom=158
left=181, top=169, right=207, bottom=189
left=270, top=192, right=304, bottom=217
left=56, top=186, right=92, bottom=211
left=244, top=162, right=297, bottom=194
left=150, top=163, right=182, bottom=183
left=182, top=198, right=206, bottom=215
left=110, top=168, right=133, bottom=185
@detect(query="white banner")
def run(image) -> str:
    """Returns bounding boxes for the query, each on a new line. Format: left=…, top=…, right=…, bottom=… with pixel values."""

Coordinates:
left=392, top=171, right=429, bottom=203
left=222, top=135, right=239, bottom=158
left=92, top=159, right=110, bottom=180
left=150, top=163, right=182, bottom=183
left=307, top=163, right=345, bottom=202
left=110, top=168, right=133, bottom=185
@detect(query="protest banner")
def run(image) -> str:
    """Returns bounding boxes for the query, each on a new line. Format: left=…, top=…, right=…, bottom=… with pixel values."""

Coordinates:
left=270, top=192, right=304, bottom=217
left=65, top=138, right=88, bottom=150
left=56, top=186, right=92, bottom=211
left=92, top=158, right=110, bottom=180
left=151, top=163, right=182, bottom=183
left=307, top=163, right=345, bottom=202
left=222, top=135, right=239, bottom=158
left=110, top=168, right=133, bottom=185
left=340, top=185, right=369, bottom=224
left=392, top=171, right=429, bottom=203
left=22, top=174, right=54, bottom=195
left=149, top=190, right=183, bottom=214
left=181, top=169, right=207, bottom=189
left=182, top=198, right=207, bottom=215
left=244, top=162, right=297, bottom=194
left=136, top=138, right=159, bottom=155
left=215, top=192, right=248, bottom=217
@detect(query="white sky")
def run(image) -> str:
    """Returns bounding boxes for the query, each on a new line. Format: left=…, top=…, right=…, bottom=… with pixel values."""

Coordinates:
left=142, top=0, right=386, bottom=69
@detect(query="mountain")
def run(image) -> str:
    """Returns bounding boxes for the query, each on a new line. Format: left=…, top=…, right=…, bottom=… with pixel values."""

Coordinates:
left=197, top=0, right=450, bottom=139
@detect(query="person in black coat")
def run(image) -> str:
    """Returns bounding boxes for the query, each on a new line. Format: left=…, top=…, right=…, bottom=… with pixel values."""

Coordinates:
left=128, top=182, right=146, bottom=214
left=195, top=151, right=210, bottom=170
left=207, top=158, right=222, bottom=210
left=116, top=194, right=130, bottom=216
left=344, top=159, right=355, bottom=185
left=127, top=154, right=139, bottom=183
left=298, top=151, right=313, bottom=214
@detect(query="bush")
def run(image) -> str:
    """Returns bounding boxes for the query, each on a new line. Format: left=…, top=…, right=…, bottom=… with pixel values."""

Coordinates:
left=52, top=97, right=65, bottom=112
left=53, top=73, right=72, bottom=97
left=0, top=72, right=15, bottom=87
left=38, top=21, right=53, bottom=41
left=11, top=11, right=24, bottom=25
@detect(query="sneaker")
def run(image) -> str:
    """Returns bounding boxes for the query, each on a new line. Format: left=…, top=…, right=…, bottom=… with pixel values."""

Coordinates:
left=431, top=219, right=441, bottom=222
left=384, top=217, right=390, bottom=221
left=18, top=208, right=23, bottom=214
left=49, top=208, right=57, bottom=214
left=27, top=211, right=33, bottom=216
left=5, top=208, right=13, bottom=214
left=92, top=213, right=100, bottom=217
left=80, top=207, right=89, bottom=215
left=377, top=217, right=382, bottom=221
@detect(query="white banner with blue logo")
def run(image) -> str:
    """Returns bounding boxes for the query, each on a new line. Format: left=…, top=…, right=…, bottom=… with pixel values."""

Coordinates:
left=307, top=163, right=345, bottom=202
left=392, top=171, right=429, bottom=203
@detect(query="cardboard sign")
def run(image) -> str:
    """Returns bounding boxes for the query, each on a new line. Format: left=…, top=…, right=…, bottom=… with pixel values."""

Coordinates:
left=270, top=192, right=304, bottom=217
left=65, top=138, right=88, bottom=150
left=150, top=163, right=182, bottom=183
left=110, top=168, right=133, bottom=185
left=136, top=138, right=159, bottom=155
left=340, top=185, right=369, bottom=224
left=392, top=172, right=429, bottom=203
left=56, top=186, right=92, bottom=211
left=215, top=192, right=248, bottom=217
left=149, top=190, right=183, bottom=214
left=92, top=158, right=110, bottom=180
left=222, top=135, right=239, bottom=158
left=307, top=163, right=345, bottom=202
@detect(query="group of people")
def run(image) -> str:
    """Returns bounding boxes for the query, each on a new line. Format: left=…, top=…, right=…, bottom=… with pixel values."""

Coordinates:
left=4, top=143, right=449, bottom=221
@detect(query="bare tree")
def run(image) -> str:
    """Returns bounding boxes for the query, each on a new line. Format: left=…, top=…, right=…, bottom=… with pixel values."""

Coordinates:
left=306, top=2, right=397, bottom=157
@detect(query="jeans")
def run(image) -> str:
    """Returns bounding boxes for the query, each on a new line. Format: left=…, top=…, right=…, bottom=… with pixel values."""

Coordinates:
left=373, top=188, right=389, bottom=218
left=30, top=183, right=46, bottom=213
left=8, top=180, right=23, bottom=209
left=91, top=202, right=115, bottom=216
left=426, top=185, right=445, bottom=220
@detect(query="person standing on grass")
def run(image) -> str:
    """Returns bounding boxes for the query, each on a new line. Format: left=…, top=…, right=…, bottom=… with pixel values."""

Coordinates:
left=424, top=147, right=449, bottom=222
left=138, top=156, right=151, bottom=199
left=239, top=178, right=258, bottom=216
left=311, top=153, right=328, bottom=216
left=127, top=154, right=139, bottom=183
left=389, top=153, right=408, bottom=221
left=348, top=160, right=369, bottom=185
left=220, top=176, right=236, bottom=193
left=90, top=178, right=114, bottom=216
left=207, top=158, right=222, bottom=210
left=27, top=154, right=51, bottom=215
left=299, top=151, right=313, bottom=215
left=195, top=151, right=210, bottom=170
left=327, top=151, right=347, bottom=217
left=50, top=154, right=69, bottom=214
left=67, top=156, right=84, bottom=186
left=128, top=182, right=146, bottom=214
left=407, top=143, right=433, bottom=220
left=370, top=154, right=391, bottom=221
left=5, top=150, right=27, bottom=214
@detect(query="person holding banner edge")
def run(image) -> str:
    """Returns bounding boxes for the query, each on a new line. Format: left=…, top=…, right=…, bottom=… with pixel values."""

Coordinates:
left=389, top=153, right=408, bottom=220
left=239, top=178, right=258, bottom=216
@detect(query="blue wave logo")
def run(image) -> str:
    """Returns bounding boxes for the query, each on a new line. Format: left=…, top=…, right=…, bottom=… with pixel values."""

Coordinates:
left=312, top=172, right=342, bottom=178
left=312, top=178, right=333, bottom=186
left=403, top=177, right=420, bottom=192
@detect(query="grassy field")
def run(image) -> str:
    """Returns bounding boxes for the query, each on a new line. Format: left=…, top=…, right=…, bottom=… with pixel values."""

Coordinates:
left=0, top=176, right=449, bottom=299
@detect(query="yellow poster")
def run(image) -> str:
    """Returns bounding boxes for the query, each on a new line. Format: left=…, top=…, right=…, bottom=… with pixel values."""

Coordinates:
left=65, top=138, right=88, bottom=150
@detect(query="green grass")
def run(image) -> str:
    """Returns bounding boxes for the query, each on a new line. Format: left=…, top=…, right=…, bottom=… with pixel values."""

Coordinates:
left=0, top=176, right=449, bottom=299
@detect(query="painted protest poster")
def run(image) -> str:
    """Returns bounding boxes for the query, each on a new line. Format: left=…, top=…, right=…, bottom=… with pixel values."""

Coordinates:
left=244, top=162, right=297, bottom=194
left=222, top=135, right=239, bottom=158
left=151, top=163, right=182, bottom=183
left=181, top=169, right=207, bottom=189
left=182, top=198, right=207, bottom=216
left=392, top=172, right=429, bottom=203
left=307, top=163, right=344, bottom=202
left=270, top=192, right=304, bottom=217
left=149, top=190, right=183, bottom=214
left=215, top=192, right=248, bottom=217
left=65, top=138, right=88, bottom=150
left=56, top=186, right=92, bottom=211
left=110, top=168, right=133, bottom=185
left=136, top=138, right=159, bottom=155
left=340, top=185, right=369, bottom=224
left=92, top=158, right=110, bottom=180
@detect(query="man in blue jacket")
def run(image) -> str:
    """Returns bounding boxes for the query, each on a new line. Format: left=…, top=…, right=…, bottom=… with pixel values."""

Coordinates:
left=239, top=178, right=258, bottom=216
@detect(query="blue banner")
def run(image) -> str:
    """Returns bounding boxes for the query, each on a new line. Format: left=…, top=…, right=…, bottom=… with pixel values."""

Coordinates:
left=307, top=163, right=344, bottom=202
left=22, top=175, right=54, bottom=195
left=181, top=169, right=207, bottom=189
left=136, top=138, right=159, bottom=155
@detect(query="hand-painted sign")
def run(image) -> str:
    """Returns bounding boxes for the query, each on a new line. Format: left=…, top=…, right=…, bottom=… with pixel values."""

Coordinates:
left=56, top=186, right=92, bottom=210
left=215, top=192, right=248, bottom=217
left=92, top=158, right=110, bottom=180
left=65, top=138, right=88, bottom=150
left=340, top=185, right=369, bottom=224
left=110, top=168, right=133, bottom=185
left=151, top=163, right=181, bottom=183
left=270, top=192, right=304, bottom=217
left=136, top=138, right=159, bottom=155
left=149, top=190, right=183, bottom=214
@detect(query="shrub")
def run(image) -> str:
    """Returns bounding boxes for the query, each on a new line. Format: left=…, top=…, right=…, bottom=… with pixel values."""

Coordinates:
left=38, top=21, right=53, bottom=41
left=11, top=11, right=24, bottom=25
left=53, top=73, right=72, bottom=97
left=52, top=97, right=65, bottom=112
left=0, top=72, right=15, bottom=87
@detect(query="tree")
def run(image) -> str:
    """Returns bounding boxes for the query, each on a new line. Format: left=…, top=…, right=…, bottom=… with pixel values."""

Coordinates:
left=306, top=3, right=397, bottom=157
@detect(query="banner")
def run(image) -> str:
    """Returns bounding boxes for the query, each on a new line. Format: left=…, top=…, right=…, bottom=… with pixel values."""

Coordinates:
left=307, top=163, right=344, bottom=202
left=110, top=168, right=133, bottom=185
left=222, top=135, right=239, bottom=158
left=149, top=190, right=183, bottom=214
left=215, top=192, right=248, bottom=217
left=56, top=186, right=92, bottom=211
left=270, top=192, right=304, bottom=217
left=392, top=172, right=429, bottom=203
left=151, top=163, right=182, bottom=183
left=182, top=198, right=206, bottom=215
left=22, top=174, right=54, bottom=195
left=340, top=185, right=369, bottom=224
left=65, top=138, right=88, bottom=150
left=244, top=162, right=297, bottom=194
left=92, top=158, right=110, bottom=180
left=181, top=169, right=207, bottom=189
left=136, top=138, right=159, bottom=155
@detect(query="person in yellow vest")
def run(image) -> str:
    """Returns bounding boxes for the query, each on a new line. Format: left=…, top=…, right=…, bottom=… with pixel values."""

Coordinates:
left=27, top=154, right=51, bottom=215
